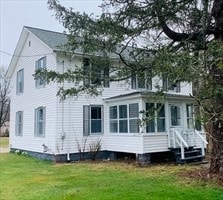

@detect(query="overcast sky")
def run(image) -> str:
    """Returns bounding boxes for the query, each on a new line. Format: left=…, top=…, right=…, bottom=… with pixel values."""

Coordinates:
left=0, top=0, right=102, bottom=68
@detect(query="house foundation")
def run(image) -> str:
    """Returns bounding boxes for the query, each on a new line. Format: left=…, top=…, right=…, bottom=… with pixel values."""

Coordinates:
left=136, top=153, right=151, bottom=166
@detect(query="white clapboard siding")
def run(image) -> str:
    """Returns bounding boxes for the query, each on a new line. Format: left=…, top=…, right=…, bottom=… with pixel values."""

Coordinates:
left=10, top=32, right=58, bottom=154
left=142, top=134, right=169, bottom=153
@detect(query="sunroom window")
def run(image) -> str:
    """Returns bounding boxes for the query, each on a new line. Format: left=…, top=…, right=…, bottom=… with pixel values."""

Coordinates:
left=146, top=103, right=166, bottom=133
left=186, top=104, right=194, bottom=129
left=109, top=103, right=139, bottom=134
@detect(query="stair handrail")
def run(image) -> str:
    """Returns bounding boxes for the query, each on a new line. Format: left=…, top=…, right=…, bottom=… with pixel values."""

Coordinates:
left=174, top=130, right=189, bottom=148
left=194, top=130, right=208, bottom=157
left=174, top=130, right=189, bottom=159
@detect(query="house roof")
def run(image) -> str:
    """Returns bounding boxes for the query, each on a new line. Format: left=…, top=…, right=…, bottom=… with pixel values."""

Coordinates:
left=104, top=91, right=193, bottom=102
left=7, top=26, right=71, bottom=78
left=7, top=26, right=134, bottom=77
left=25, top=26, right=69, bottom=50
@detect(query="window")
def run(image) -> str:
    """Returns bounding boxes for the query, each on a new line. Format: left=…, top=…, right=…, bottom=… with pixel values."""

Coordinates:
left=109, top=103, right=139, bottom=133
left=35, top=57, right=46, bottom=87
left=16, top=69, right=24, bottom=94
left=35, top=107, right=46, bottom=137
left=109, top=106, right=118, bottom=133
left=131, top=72, right=152, bottom=90
left=186, top=104, right=194, bottom=129
left=170, top=105, right=181, bottom=126
left=83, top=58, right=109, bottom=87
left=163, top=76, right=180, bottom=93
left=15, top=111, right=23, bottom=136
left=129, top=103, right=139, bottom=133
left=119, top=105, right=128, bottom=133
left=146, top=103, right=166, bottom=133
left=157, top=103, right=166, bottom=132
left=83, top=105, right=103, bottom=135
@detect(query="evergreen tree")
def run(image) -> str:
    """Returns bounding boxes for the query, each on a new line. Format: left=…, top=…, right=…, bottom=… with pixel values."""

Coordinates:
left=44, top=0, right=223, bottom=177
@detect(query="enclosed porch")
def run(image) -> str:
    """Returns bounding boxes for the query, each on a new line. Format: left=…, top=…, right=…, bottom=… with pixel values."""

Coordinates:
left=104, top=91, right=208, bottom=163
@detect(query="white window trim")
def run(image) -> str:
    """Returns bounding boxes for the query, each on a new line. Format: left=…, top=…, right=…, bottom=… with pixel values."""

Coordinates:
left=83, top=58, right=109, bottom=88
left=35, top=57, right=46, bottom=88
left=109, top=103, right=139, bottom=134
left=131, top=74, right=152, bottom=90
left=34, top=107, right=46, bottom=137
left=83, top=105, right=104, bottom=136
left=146, top=103, right=166, bottom=133
left=15, top=111, right=23, bottom=136
left=16, top=69, right=24, bottom=95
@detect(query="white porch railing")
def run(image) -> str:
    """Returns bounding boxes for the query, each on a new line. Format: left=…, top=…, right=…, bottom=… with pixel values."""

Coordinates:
left=168, top=129, right=208, bottom=159
left=194, top=130, right=208, bottom=156
left=168, top=130, right=189, bottom=159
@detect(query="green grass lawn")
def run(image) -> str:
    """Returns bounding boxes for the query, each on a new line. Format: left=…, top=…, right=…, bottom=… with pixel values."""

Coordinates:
left=0, top=154, right=222, bottom=200
left=0, top=137, right=9, bottom=148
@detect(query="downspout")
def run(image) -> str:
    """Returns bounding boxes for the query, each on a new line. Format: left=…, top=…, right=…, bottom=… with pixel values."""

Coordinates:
left=66, top=59, right=71, bottom=161
left=67, top=97, right=71, bottom=161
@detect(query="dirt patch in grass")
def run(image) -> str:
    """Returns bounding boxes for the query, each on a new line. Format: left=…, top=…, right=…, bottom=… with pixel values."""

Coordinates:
left=179, top=167, right=223, bottom=187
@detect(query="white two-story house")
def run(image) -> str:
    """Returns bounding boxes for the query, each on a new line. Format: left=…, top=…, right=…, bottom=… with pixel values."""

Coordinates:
left=7, top=26, right=207, bottom=164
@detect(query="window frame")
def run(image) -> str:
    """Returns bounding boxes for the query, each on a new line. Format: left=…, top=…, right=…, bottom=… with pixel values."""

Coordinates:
left=15, top=111, right=23, bottom=136
left=16, top=69, right=24, bottom=95
left=83, top=58, right=110, bottom=88
left=35, top=56, right=46, bottom=88
left=146, top=103, right=166, bottom=133
left=109, top=103, right=139, bottom=134
left=131, top=72, right=152, bottom=90
left=170, top=105, right=181, bottom=127
left=162, top=77, right=180, bottom=93
left=34, top=107, right=46, bottom=137
left=186, top=104, right=195, bottom=129
left=83, top=105, right=104, bottom=136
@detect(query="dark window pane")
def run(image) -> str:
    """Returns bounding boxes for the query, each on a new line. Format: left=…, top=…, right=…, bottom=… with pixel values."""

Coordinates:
left=129, top=103, right=139, bottom=118
left=119, top=105, right=127, bottom=118
left=91, top=107, right=101, bottom=119
left=110, top=121, right=118, bottom=133
left=91, top=120, right=102, bottom=133
left=146, top=103, right=155, bottom=117
left=130, top=119, right=139, bottom=133
left=157, top=104, right=165, bottom=117
left=110, top=106, right=117, bottom=119
left=146, top=119, right=155, bottom=133
left=157, top=119, right=165, bottom=132
left=119, top=120, right=128, bottom=133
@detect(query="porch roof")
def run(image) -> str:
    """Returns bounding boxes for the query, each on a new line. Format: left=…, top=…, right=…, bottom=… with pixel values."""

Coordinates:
left=104, top=91, right=193, bottom=102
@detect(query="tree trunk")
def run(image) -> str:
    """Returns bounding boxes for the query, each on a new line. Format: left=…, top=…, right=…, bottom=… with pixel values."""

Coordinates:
left=209, top=0, right=223, bottom=177
left=209, top=121, right=223, bottom=177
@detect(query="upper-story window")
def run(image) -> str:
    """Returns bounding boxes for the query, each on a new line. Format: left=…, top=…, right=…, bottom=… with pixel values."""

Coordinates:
left=16, top=69, right=24, bottom=95
left=163, top=76, right=180, bottom=93
left=35, top=57, right=46, bottom=88
left=131, top=72, right=152, bottom=90
left=83, top=105, right=103, bottom=135
left=83, top=58, right=109, bottom=88
left=15, top=111, right=23, bottom=136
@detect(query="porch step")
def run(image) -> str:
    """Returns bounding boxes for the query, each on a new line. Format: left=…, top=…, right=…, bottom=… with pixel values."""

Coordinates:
left=181, top=155, right=203, bottom=161
left=175, top=150, right=200, bottom=155
left=170, top=147, right=204, bottom=164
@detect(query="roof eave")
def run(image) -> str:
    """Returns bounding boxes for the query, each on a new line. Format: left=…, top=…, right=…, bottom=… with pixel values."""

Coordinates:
left=6, top=27, right=29, bottom=78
